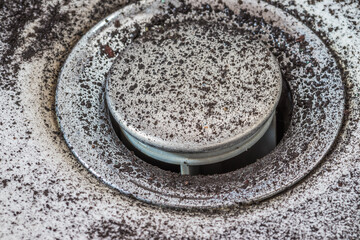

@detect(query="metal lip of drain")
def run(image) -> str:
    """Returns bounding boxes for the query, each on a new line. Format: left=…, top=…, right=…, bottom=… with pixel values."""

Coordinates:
left=105, top=22, right=283, bottom=167
left=55, top=0, right=345, bottom=208
left=117, top=112, right=275, bottom=167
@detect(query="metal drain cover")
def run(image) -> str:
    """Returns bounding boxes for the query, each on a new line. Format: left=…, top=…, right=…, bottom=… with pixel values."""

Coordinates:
left=106, top=20, right=282, bottom=171
left=56, top=0, right=344, bottom=208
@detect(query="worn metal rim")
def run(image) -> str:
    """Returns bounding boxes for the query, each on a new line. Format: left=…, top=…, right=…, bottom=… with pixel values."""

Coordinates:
left=118, top=112, right=275, bottom=166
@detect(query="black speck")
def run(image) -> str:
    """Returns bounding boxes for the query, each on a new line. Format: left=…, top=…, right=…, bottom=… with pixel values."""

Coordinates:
left=129, top=83, right=138, bottom=91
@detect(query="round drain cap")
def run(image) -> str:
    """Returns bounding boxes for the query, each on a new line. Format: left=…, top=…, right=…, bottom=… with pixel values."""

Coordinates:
left=106, top=22, right=282, bottom=168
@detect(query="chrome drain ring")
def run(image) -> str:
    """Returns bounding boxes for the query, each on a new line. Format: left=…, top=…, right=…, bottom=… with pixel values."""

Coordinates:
left=56, top=0, right=344, bottom=208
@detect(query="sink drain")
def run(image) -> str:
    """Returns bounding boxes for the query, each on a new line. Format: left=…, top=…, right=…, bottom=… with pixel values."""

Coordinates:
left=56, top=0, right=344, bottom=208
left=106, top=20, right=282, bottom=174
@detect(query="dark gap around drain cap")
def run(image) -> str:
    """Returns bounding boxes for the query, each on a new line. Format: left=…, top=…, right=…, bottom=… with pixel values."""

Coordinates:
left=109, top=79, right=292, bottom=175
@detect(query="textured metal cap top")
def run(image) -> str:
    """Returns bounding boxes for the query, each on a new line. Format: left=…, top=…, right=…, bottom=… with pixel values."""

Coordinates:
left=106, top=21, right=282, bottom=153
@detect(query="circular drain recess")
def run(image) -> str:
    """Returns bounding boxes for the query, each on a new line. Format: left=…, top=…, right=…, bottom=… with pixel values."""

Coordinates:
left=56, top=0, right=345, bottom=208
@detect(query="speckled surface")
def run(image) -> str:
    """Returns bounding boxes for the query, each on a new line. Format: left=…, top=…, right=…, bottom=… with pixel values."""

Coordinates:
left=0, top=0, right=359, bottom=239
left=107, top=20, right=282, bottom=152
